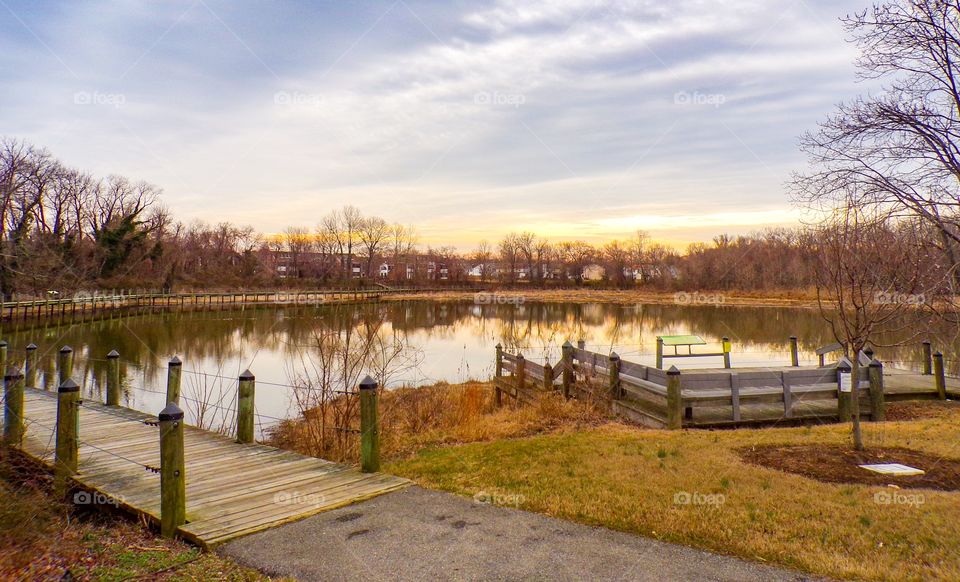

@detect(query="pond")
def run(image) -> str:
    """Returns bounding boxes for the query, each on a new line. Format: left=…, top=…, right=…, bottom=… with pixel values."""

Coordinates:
left=0, top=300, right=950, bottom=433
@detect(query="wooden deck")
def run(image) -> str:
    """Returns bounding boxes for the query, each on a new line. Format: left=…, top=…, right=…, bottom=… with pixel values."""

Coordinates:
left=497, top=345, right=960, bottom=429
left=14, top=388, right=409, bottom=548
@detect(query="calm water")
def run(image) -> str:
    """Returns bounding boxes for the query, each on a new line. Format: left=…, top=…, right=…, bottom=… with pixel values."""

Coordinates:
left=1, top=300, right=950, bottom=433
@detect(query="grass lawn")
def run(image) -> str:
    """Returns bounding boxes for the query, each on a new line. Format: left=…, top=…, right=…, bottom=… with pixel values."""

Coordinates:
left=388, top=401, right=960, bottom=582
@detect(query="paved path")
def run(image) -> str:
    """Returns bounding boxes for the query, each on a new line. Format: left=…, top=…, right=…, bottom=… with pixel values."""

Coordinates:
left=219, top=486, right=823, bottom=582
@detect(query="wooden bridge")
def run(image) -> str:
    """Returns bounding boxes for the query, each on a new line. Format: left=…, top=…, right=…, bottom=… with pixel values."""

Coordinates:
left=1, top=350, right=408, bottom=548
left=495, top=340, right=960, bottom=429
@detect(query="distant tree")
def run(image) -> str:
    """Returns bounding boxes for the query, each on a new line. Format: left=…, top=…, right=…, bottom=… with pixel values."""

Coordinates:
left=358, top=216, right=389, bottom=278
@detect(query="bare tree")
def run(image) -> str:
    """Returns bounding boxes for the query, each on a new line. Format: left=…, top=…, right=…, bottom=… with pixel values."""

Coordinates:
left=358, top=216, right=390, bottom=278
left=794, top=1, right=960, bottom=287
left=813, top=202, right=935, bottom=450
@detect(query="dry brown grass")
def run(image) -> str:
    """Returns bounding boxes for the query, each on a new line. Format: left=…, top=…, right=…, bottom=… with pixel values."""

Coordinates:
left=267, top=381, right=606, bottom=463
left=389, top=405, right=960, bottom=582
left=0, top=450, right=269, bottom=581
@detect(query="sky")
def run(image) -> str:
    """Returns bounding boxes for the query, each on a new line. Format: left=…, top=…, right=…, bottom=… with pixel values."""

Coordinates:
left=0, top=0, right=875, bottom=249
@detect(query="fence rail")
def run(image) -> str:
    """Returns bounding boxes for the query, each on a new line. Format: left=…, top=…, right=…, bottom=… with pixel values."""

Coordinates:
left=494, top=338, right=957, bottom=429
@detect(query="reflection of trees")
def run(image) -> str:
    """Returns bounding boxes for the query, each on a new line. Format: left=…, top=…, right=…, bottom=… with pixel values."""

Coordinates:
left=3, top=301, right=958, bottom=388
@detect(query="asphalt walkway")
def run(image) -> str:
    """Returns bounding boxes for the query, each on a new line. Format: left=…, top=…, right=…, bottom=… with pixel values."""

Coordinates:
left=219, top=486, right=823, bottom=581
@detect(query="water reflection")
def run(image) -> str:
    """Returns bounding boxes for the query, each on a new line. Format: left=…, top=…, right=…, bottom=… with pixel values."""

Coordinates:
left=1, top=300, right=956, bottom=429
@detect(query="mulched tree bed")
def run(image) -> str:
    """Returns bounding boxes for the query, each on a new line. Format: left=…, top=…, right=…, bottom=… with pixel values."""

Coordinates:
left=738, top=444, right=960, bottom=491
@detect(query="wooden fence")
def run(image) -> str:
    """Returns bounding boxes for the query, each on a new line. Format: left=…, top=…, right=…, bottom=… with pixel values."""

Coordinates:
left=495, top=341, right=899, bottom=429
left=0, top=288, right=458, bottom=322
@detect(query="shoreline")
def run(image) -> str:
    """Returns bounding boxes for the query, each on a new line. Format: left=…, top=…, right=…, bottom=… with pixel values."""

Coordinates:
left=379, top=288, right=822, bottom=309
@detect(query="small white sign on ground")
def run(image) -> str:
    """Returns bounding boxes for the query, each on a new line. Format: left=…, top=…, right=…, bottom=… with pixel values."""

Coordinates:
left=859, top=463, right=925, bottom=476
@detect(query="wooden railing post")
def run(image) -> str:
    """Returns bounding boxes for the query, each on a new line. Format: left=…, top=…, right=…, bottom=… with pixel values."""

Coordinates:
left=237, top=370, right=255, bottom=444
left=542, top=361, right=552, bottom=392
left=837, top=358, right=852, bottom=422
left=3, top=368, right=25, bottom=447
left=494, top=343, right=503, bottom=407
left=722, top=337, right=732, bottom=369
left=934, top=351, right=946, bottom=400
left=516, top=354, right=526, bottom=397
left=24, top=343, right=37, bottom=387
left=577, top=339, right=586, bottom=350
left=159, top=403, right=186, bottom=538
left=789, top=336, right=799, bottom=367
left=666, top=366, right=682, bottom=429
left=55, top=379, right=80, bottom=495
left=922, top=340, right=932, bottom=375
left=359, top=375, right=380, bottom=473
left=868, top=358, right=885, bottom=421
left=166, top=356, right=182, bottom=405
left=106, top=350, right=121, bottom=406
left=58, top=345, right=73, bottom=386
left=608, top=352, right=621, bottom=399
left=561, top=341, right=574, bottom=399
left=656, top=337, right=664, bottom=369
left=0, top=341, right=6, bottom=377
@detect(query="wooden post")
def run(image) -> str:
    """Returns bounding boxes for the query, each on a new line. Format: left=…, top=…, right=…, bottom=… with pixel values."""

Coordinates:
left=922, top=340, right=932, bottom=375
left=561, top=341, right=574, bottom=399
left=237, top=369, right=255, bottom=444
left=159, top=403, right=186, bottom=538
left=934, top=351, right=946, bottom=400
left=58, top=345, right=73, bottom=387
left=837, top=358, right=852, bottom=422
left=868, top=358, right=885, bottom=421
left=166, top=356, right=182, bottom=405
left=608, top=352, right=621, bottom=399
left=0, top=341, right=6, bottom=379
left=789, top=336, right=799, bottom=367
left=666, top=365, right=682, bottom=430
left=656, top=337, right=664, bottom=369
left=542, top=361, right=553, bottom=392
left=55, top=379, right=80, bottom=495
left=722, top=337, right=732, bottom=369
left=106, top=350, right=121, bottom=406
left=494, top=343, right=503, bottom=407
left=25, top=343, right=37, bottom=387
left=359, top=375, right=380, bottom=473
left=516, top=354, right=526, bottom=398
left=577, top=339, right=586, bottom=350
left=3, top=368, right=25, bottom=447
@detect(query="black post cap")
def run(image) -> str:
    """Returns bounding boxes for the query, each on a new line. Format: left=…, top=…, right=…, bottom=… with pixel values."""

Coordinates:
left=26, top=343, right=37, bottom=351
left=869, top=358, right=883, bottom=368
left=0, top=340, right=6, bottom=348
left=359, top=375, right=378, bottom=390
left=169, top=356, right=182, bottom=366
left=609, top=352, right=620, bottom=361
left=59, top=379, right=80, bottom=393
left=667, top=365, right=681, bottom=375
left=159, top=402, right=184, bottom=421
left=59, top=345, right=73, bottom=354
left=107, top=349, right=120, bottom=358
left=239, top=369, right=255, bottom=381
left=4, top=367, right=23, bottom=380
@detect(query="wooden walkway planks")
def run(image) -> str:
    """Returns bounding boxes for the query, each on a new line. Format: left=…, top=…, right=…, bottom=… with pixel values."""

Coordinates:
left=14, top=388, right=409, bottom=549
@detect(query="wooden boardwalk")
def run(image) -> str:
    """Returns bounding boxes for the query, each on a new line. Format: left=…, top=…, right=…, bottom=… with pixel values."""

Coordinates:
left=14, top=388, right=409, bottom=548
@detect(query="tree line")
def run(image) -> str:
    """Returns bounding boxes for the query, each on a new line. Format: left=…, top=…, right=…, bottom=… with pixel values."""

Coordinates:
left=3, top=133, right=956, bottom=300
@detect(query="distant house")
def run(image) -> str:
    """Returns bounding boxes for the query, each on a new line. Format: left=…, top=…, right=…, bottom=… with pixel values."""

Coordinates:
left=582, top=264, right=606, bottom=281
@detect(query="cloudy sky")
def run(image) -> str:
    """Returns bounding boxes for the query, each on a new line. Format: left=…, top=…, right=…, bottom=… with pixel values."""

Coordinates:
left=1, top=0, right=874, bottom=248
